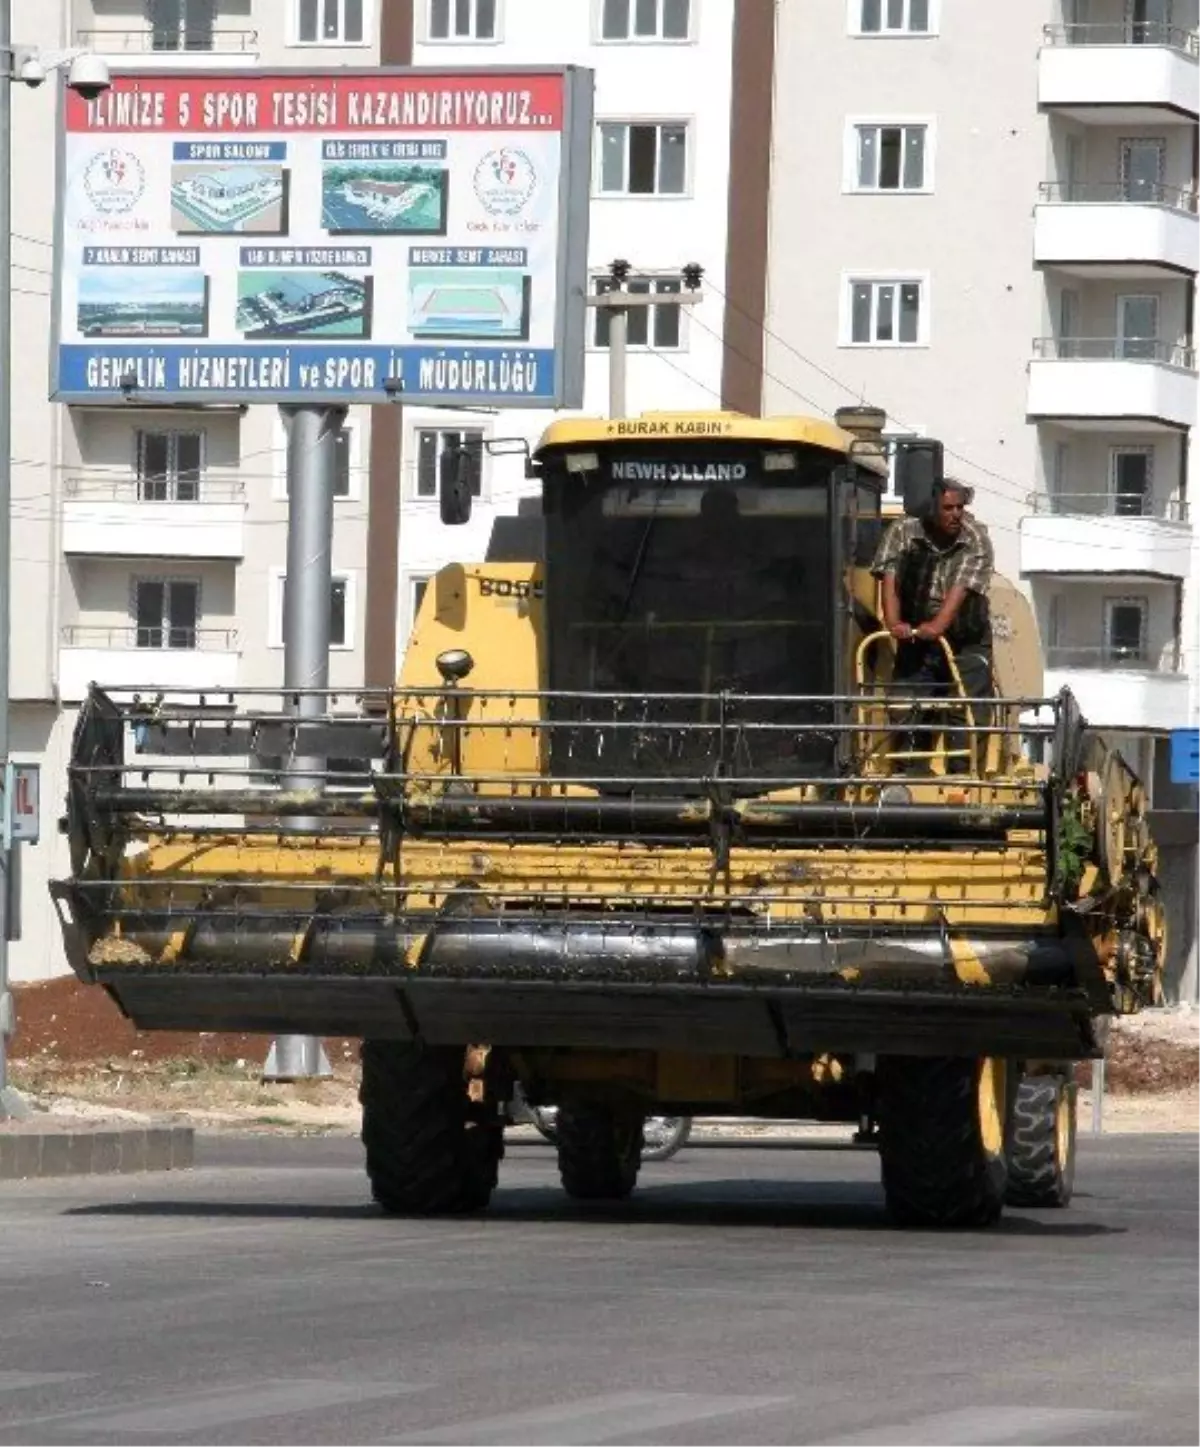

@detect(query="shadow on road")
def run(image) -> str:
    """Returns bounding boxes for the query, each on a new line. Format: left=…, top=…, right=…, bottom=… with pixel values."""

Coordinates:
left=64, top=1179, right=1126, bottom=1237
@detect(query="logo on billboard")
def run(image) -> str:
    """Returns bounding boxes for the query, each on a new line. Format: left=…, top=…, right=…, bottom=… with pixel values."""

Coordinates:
left=83, top=149, right=146, bottom=215
left=473, top=148, right=537, bottom=216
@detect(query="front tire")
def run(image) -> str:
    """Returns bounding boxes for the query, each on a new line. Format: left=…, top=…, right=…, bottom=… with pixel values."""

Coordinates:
left=556, top=1102, right=643, bottom=1200
left=1005, top=1073, right=1076, bottom=1208
left=360, top=1040, right=504, bottom=1215
left=877, top=1056, right=1011, bottom=1228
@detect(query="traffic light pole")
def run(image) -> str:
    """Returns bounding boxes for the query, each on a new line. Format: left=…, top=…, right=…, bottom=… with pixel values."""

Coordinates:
left=262, top=404, right=345, bottom=1083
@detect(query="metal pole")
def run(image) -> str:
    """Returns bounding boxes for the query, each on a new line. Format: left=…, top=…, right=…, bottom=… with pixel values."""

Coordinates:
left=1090, top=1058, right=1105, bottom=1136
left=0, top=0, right=27, bottom=1122
left=608, top=302, right=628, bottom=421
left=262, top=403, right=344, bottom=1083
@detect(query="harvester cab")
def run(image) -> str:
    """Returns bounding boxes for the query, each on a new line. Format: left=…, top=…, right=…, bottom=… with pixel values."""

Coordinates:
left=52, top=406, right=1166, bottom=1227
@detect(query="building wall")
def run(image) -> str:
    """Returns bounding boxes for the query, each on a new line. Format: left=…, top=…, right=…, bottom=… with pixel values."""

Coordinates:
left=396, top=0, right=737, bottom=654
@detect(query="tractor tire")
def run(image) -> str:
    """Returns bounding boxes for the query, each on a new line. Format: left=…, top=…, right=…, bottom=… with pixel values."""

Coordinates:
left=555, top=1102, right=644, bottom=1201
left=877, top=1056, right=1011, bottom=1229
left=359, top=1040, right=504, bottom=1215
left=1005, top=1074, right=1077, bottom=1209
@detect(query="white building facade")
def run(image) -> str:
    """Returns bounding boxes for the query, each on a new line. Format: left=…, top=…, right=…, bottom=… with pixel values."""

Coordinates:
left=762, top=0, right=1198, bottom=999
left=398, top=0, right=739, bottom=643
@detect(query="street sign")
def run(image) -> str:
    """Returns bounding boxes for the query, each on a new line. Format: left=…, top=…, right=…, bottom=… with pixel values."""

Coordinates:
left=2, top=762, right=40, bottom=847
left=1169, top=728, right=1199, bottom=785
left=52, top=68, right=592, bottom=408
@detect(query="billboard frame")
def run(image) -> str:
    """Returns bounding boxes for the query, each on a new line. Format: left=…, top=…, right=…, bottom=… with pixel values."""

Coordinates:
left=51, top=65, right=593, bottom=410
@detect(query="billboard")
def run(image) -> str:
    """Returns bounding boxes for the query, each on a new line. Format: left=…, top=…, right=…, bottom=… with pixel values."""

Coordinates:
left=52, top=69, right=593, bottom=407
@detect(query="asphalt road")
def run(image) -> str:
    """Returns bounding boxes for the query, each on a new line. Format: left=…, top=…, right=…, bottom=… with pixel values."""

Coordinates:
left=0, top=1133, right=1195, bottom=1445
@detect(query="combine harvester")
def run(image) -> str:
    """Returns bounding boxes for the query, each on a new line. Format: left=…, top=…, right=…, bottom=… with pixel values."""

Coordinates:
left=52, top=407, right=1165, bottom=1226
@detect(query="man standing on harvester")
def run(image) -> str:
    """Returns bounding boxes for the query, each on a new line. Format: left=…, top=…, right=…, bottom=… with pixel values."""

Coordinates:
left=871, top=480, right=994, bottom=771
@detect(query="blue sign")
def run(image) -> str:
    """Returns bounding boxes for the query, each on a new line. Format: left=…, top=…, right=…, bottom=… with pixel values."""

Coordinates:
left=1169, top=728, right=1200, bottom=785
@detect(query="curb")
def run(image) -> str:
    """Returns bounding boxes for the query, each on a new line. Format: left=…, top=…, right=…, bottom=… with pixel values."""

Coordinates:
left=0, top=1125, right=194, bottom=1181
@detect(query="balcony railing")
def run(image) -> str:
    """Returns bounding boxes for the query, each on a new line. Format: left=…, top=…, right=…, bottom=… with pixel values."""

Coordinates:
left=64, top=474, right=246, bottom=503
left=61, top=626, right=239, bottom=652
left=1027, top=490, right=1188, bottom=522
left=1032, top=337, right=1197, bottom=367
left=1037, top=180, right=1198, bottom=212
left=75, top=28, right=259, bottom=55
left=1042, top=22, right=1200, bottom=55
left=1045, top=643, right=1182, bottom=672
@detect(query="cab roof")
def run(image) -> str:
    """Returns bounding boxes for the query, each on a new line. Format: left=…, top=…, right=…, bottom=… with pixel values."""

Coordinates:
left=534, top=410, right=889, bottom=476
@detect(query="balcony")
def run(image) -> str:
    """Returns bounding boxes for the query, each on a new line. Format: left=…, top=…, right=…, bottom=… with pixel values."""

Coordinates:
left=1027, top=339, right=1198, bottom=430
left=74, top=26, right=260, bottom=69
left=61, top=476, right=246, bottom=560
left=1044, top=645, right=1191, bottom=731
left=1021, top=492, right=1191, bottom=578
left=58, top=626, right=240, bottom=703
left=1034, top=182, right=1198, bottom=277
left=1039, top=23, right=1199, bottom=123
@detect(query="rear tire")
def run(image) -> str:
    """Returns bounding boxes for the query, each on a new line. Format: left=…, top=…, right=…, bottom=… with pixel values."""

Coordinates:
left=1005, top=1073, right=1076, bottom=1208
left=556, top=1103, right=643, bottom=1200
left=360, top=1040, right=504, bottom=1215
left=877, top=1056, right=1011, bottom=1228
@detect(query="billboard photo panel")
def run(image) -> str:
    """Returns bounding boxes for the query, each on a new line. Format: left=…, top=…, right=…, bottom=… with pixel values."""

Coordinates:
left=53, top=69, right=593, bottom=407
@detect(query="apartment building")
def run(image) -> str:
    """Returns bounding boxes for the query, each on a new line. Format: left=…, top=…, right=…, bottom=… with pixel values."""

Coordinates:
left=8, top=0, right=400, bottom=983
left=399, top=0, right=738, bottom=642
left=759, top=0, right=1198, bottom=998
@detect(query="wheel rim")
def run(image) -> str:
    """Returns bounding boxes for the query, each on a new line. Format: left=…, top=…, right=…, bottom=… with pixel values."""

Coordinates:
left=1055, top=1087, right=1071, bottom=1167
left=977, top=1058, right=1007, bottom=1157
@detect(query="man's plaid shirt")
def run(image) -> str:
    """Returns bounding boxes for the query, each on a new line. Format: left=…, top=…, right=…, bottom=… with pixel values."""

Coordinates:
left=871, top=515, right=994, bottom=630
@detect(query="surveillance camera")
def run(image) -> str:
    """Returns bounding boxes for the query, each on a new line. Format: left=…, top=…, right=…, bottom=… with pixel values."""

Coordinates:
left=18, top=56, right=48, bottom=88
left=66, top=53, right=111, bottom=101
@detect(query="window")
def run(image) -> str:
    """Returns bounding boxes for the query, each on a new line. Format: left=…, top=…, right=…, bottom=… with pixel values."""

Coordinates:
left=852, top=124, right=928, bottom=191
left=600, top=0, right=691, bottom=41
left=150, top=0, right=215, bottom=50
left=271, top=572, right=355, bottom=648
left=856, top=0, right=932, bottom=33
left=137, top=431, right=203, bottom=501
left=1105, top=597, right=1147, bottom=665
left=1110, top=447, right=1154, bottom=516
left=428, top=0, right=497, bottom=40
left=409, top=573, right=433, bottom=630
left=133, top=579, right=198, bottom=649
left=846, top=278, right=925, bottom=345
left=597, top=122, right=688, bottom=196
left=591, top=274, right=685, bottom=350
left=295, top=0, right=366, bottom=44
left=277, top=423, right=356, bottom=499
left=414, top=428, right=485, bottom=499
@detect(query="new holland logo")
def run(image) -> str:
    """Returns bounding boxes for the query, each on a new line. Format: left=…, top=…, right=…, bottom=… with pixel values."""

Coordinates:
left=473, top=147, right=537, bottom=217
left=83, top=149, right=146, bottom=215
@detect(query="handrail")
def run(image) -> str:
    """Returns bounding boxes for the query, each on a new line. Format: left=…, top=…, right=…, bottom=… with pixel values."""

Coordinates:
left=63, top=474, right=246, bottom=503
left=1026, top=491, right=1188, bottom=522
left=1044, top=644, right=1182, bottom=673
left=1037, top=179, right=1199, bottom=213
left=1031, top=337, right=1198, bottom=368
left=75, top=28, right=260, bottom=54
left=1042, top=21, right=1199, bottom=56
left=60, top=626, right=240, bottom=651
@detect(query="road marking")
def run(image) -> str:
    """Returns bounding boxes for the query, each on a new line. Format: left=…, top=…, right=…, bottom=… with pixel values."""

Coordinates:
left=51, top=1380, right=426, bottom=1436
left=828, top=1406, right=1129, bottom=1445
left=0, top=1373, right=88, bottom=1393
left=393, top=1390, right=793, bottom=1445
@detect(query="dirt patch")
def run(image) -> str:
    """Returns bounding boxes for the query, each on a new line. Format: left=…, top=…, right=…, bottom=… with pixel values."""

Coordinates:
left=5, top=976, right=1198, bottom=1135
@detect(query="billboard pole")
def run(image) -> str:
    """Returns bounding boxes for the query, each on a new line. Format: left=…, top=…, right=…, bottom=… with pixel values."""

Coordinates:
left=0, top=0, right=17, bottom=1119
left=262, top=403, right=343, bottom=1084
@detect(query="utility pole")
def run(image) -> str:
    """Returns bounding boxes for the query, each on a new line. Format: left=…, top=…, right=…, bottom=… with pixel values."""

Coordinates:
left=586, top=260, right=706, bottom=420
left=0, top=0, right=18, bottom=1120
left=262, top=404, right=345, bottom=1083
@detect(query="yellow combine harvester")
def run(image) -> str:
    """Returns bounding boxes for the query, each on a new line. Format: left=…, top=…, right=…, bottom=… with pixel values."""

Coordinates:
left=52, top=407, right=1165, bottom=1227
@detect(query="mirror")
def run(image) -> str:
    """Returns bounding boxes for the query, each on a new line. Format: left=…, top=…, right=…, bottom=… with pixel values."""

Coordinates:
left=439, top=442, right=481, bottom=525
left=893, top=438, right=945, bottom=519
